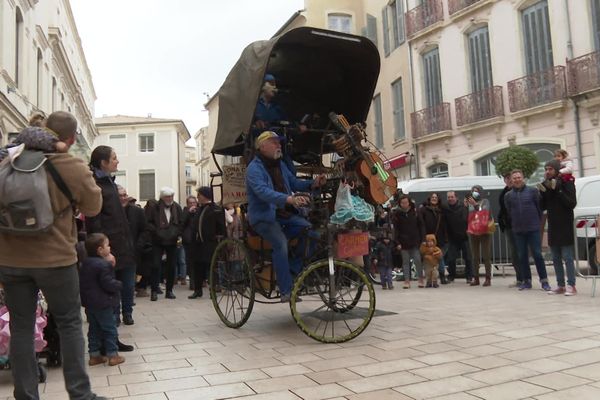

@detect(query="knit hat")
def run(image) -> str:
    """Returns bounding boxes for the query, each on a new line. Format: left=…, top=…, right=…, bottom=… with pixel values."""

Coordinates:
left=545, top=159, right=561, bottom=173
left=196, top=186, right=213, bottom=201
left=159, top=187, right=175, bottom=198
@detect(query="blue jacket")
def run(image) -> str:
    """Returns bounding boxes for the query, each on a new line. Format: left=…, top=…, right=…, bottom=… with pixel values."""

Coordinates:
left=79, top=257, right=122, bottom=310
left=504, top=185, right=542, bottom=233
left=246, top=156, right=312, bottom=226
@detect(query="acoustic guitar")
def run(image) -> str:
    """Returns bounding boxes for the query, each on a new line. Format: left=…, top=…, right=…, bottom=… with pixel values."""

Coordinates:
left=329, top=113, right=398, bottom=205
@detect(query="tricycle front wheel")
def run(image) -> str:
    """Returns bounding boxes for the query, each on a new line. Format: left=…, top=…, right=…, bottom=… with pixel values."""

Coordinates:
left=290, top=259, right=375, bottom=343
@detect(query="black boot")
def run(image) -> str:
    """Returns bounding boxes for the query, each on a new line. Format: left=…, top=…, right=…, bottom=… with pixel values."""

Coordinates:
left=188, top=289, right=202, bottom=299
left=150, top=291, right=158, bottom=301
left=117, top=340, right=134, bottom=352
left=440, top=274, right=448, bottom=285
left=165, top=291, right=176, bottom=299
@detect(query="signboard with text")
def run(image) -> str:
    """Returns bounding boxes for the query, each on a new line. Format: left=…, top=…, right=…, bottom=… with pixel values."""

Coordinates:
left=336, top=231, right=369, bottom=258
left=222, top=164, right=247, bottom=205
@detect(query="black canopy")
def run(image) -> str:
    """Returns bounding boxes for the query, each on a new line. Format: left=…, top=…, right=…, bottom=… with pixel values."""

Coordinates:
left=212, top=27, right=380, bottom=156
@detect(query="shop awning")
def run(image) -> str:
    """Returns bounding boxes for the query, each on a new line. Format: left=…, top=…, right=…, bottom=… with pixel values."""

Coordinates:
left=385, top=152, right=410, bottom=170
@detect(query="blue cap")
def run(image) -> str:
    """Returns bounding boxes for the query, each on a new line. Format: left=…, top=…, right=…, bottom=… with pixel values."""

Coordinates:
left=264, top=73, right=276, bottom=82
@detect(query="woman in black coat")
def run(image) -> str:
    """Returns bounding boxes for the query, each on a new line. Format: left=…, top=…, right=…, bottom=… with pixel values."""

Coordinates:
left=86, top=145, right=135, bottom=348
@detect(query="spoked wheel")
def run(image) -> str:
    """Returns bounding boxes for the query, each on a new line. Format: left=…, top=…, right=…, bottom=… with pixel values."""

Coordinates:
left=209, top=239, right=255, bottom=328
left=290, top=259, right=375, bottom=343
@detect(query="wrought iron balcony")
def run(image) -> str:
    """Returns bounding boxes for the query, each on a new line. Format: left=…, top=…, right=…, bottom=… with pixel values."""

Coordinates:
left=448, top=0, right=483, bottom=15
left=567, top=51, right=600, bottom=96
left=406, top=0, right=444, bottom=37
left=507, top=66, right=567, bottom=113
left=411, top=103, right=452, bottom=139
left=455, top=86, right=504, bottom=126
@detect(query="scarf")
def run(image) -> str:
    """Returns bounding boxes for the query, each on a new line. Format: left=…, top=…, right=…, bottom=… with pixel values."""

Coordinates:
left=259, top=154, right=286, bottom=194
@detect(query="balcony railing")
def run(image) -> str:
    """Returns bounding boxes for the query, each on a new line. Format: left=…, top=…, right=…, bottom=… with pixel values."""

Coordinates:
left=567, top=51, right=600, bottom=96
left=455, top=86, right=504, bottom=126
left=507, top=66, right=567, bottom=113
left=411, top=103, right=452, bottom=139
left=406, top=0, right=444, bottom=37
left=448, top=0, right=482, bottom=15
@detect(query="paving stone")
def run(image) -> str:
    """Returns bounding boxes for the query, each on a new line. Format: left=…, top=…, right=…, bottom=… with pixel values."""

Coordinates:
left=394, top=375, right=486, bottom=399
left=467, top=380, right=552, bottom=400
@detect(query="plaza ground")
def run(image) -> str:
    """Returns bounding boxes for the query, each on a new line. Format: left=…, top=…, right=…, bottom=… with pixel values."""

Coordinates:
left=3, top=272, right=600, bottom=400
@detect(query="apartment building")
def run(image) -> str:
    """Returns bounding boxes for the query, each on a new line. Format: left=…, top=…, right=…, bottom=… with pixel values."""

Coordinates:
left=205, top=0, right=600, bottom=184
left=184, top=144, right=198, bottom=197
left=194, top=126, right=211, bottom=188
left=0, top=0, right=97, bottom=158
left=93, top=115, right=191, bottom=204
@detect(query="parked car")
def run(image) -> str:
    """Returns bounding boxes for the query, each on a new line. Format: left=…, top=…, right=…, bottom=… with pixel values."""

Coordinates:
left=574, top=175, right=600, bottom=274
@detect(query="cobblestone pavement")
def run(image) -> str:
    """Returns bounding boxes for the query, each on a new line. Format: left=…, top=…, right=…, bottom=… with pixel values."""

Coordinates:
left=2, top=274, right=600, bottom=399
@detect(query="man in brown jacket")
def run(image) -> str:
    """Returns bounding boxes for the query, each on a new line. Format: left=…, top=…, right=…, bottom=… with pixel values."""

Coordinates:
left=0, top=112, right=106, bottom=400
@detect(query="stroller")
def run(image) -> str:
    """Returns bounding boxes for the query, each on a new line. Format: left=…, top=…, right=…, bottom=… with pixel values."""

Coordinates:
left=0, top=289, right=60, bottom=383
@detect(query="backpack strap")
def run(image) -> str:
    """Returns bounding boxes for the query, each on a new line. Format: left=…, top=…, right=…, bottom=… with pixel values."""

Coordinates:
left=44, top=158, right=76, bottom=213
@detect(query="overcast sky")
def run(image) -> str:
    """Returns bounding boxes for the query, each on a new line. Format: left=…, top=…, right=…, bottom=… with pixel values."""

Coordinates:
left=70, top=0, right=304, bottom=141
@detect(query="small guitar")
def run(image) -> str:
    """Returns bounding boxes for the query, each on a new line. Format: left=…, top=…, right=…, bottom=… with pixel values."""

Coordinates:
left=329, top=113, right=398, bottom=205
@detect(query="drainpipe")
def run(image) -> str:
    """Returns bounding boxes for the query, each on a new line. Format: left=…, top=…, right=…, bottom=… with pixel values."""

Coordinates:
left=564, top=0, right=585, bottom=176
left=407, top=0, right=419, bottom=179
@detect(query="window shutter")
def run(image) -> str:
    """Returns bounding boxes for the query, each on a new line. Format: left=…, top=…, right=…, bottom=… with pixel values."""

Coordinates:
left=382, top=7, right=390, bottom=56
left=522, top=1, right=553, bottom=75
left=396, top=0, right=405, bottom=45
left=366, top=14, right=378, bottom=46
left=392, top=79, right=406, bottom=141
left=373, top=95, right=384, bottom=148
left=468, top=27, right=493, bottom=93
left=593, top=0, right=600, bottom=51
left=423, top=48, right=443, bottom=108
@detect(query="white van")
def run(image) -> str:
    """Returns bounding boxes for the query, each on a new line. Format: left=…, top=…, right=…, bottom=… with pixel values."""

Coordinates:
left=573, top=175, right=600, bottom=273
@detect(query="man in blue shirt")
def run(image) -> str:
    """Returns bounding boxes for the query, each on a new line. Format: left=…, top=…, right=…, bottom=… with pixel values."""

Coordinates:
left=246, top=131, right=326, bottom=302
left=254, top=74, right=287, bottom=130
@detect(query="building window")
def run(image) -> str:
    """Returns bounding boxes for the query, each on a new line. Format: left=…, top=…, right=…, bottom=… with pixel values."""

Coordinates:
left=391, top=78, right=406, bottom=141
left=114, top=171, right=126, bottom=190
left=185, top=166, right=191, bottom=178
left=423, top=47, right=443, bottom=107
left=60, top=93, right=65, bottom=110
left=15, top=8, right=24, bottom=87
left=381, top=1, right=405, bottom=57
left=37, top=49, right=43, bottom=107
left=373, top=94, right=384, bottom=148
left=468, top=26, right=493, bottom=92
left=139, top=133, right=154, bottom=152
left=51, top=78, right=57, bottom=112
left=328, top=13, right=352, bottom=34
left=475, top=143, right=559, bottom=183
left=186, top=185, right=192, bottom=196
left=364, top=14, right=378, bottom=46
left=522, top=1, right=553, bottom=75
left=109, top=134, right=126, bottom=155
left=139, top=170, right=155, bottom=201
left=593, top=0, right=600, bottom=50
left=428, top=163, right=449, bottom=178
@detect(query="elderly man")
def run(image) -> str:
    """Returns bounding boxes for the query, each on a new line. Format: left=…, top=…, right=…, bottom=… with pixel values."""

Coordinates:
left=540, top=160, right=577, bottom=295
left=504, top=169, right=550, bottom=291
left=145, top=187, right=183, bottom=301
left=0, top=112, right=108, bottom=400
left=246, top=131, right=325, bottom=302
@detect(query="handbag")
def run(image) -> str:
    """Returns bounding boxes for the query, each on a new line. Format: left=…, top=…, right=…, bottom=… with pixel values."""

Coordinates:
left=487, top=218, right=496, bottom=234
left=467, top=209, right=491, bottom=236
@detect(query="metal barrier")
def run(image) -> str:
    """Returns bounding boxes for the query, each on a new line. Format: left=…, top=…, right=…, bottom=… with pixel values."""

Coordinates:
left=574, top=215, right=600, bottom=297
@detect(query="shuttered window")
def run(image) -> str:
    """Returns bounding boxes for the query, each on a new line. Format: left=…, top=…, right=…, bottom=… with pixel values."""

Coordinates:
left=423, top=48, right=443, bottom=108
left=373, top=95, right=384, bottom=148
left=366, top=14, right=378, bottom=46
left=390, top=0, right=405, bottom=48
left=522, top=1, right=553, bottom=75
left=391, top=79, right=406, bottom=141
left=382, top=7, right=391, bottom=56
left=468, top=26, right=493, bottom=93
left=139, top=170, right=155, bottom=201
left=593, top=0, right=600, bottom=51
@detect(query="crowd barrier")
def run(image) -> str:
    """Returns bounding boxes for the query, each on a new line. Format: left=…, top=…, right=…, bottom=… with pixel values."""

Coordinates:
left=574, top=215, right=600, bottom=297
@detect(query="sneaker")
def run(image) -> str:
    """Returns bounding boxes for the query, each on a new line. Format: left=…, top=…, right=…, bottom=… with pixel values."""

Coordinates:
left=565, top=285, right=577, bottom=296
left=541, top=282, right=552, bottom=291
left=388, top=283, right=394, bottom=290
left=518, top=281, right=532, bottom=290
left=381, top=282, right=388, bottom=290
left=548, top=286, right=566, bottom=295
left=403, top=281, right=410, bottom=289
left=508, top=281, right=523, bottom=288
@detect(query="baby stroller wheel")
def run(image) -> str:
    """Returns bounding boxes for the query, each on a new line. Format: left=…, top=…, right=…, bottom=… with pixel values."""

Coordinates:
left=38, top=362, right=47, bottom=383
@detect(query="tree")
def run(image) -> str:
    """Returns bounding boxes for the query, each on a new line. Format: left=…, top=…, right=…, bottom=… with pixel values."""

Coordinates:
left=495, top=145, right=539, bottom=178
